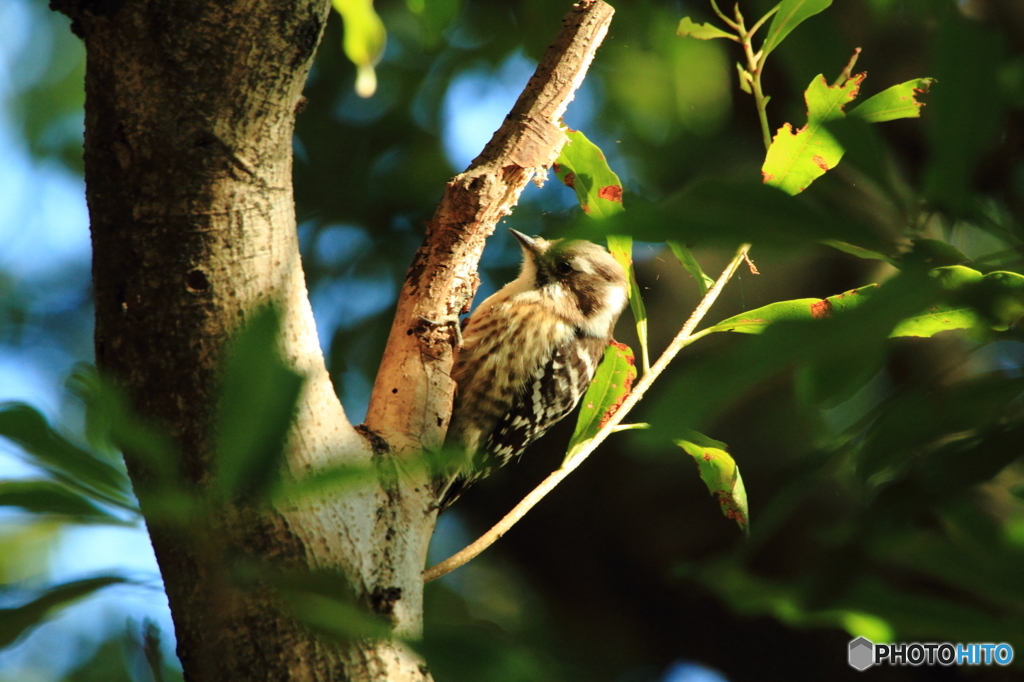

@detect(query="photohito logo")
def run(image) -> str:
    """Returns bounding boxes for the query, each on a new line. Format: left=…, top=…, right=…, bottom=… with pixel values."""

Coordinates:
left=848, top=637, right=1014, bottom=671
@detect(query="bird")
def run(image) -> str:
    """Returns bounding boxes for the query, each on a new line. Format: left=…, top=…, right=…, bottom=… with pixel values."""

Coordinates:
left=438, top=229, right=629, bottom=510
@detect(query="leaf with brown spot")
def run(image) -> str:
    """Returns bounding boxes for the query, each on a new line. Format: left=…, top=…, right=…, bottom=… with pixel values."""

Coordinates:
left=810, top=299, right=833, bottom=318
left=677, top=430, right=748, bottom=535
left=564, top=342, right=636, bottom=464
left=707, top=286, right=877, bottom=334
left=553, top=128, right=625, bottom=220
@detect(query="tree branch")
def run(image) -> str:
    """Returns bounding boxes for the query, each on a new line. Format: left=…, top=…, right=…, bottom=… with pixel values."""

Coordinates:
left=364, top=0, right=616, bottom=456
left=424, top=244, right=753, bottom=583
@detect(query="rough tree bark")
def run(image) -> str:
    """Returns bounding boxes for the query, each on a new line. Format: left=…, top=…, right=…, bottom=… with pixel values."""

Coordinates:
left=53, top=0, right=612, bottom=679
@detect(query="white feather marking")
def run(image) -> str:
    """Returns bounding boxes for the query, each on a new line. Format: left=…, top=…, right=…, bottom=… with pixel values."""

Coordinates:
left=580, top=285, right=628, bottom=338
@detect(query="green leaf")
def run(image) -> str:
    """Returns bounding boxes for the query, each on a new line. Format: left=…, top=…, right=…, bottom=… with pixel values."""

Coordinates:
left=214, top=307, right=305, bottom=500
left=703, top=266, right=1024, bottom=339
left=892, top=266, right=1024, bottom=336
left=0, top=480, right=129, bottom=524
left=900, top=238, right=971, bottom=268
left=761, top=0, right=833, bottom=58
left=640, top=270, right=941, bottom=430
left=565, top=342, right=637, bottom=464
left=606, top=236, right=650, bottom=373
left=849, top=78, right=935, bottom=123
left=554, top=129, right=625, bottom=220
left=762, top=73, right=865, bottom=195
left=0, top=576, right=130, bottom=649
left=712, top=284, right=880, bottom=333
left=0, top=403, right=136, bottom=511
left=676, top=430, right=749, bottom=534
left=667, top=241, right=714, bottom=295
left=677, top=17, right=735, bottom=41
left=821, top=240, right=895, bottom=265
left=332, top=0, right=387, bottom=97
left=707, top=285, right=878, bottom=334
left=822, top=117, right=892, bottom=197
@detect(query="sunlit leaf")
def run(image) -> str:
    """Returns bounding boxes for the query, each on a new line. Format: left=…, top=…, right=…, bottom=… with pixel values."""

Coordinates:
left=704, top=266, right=1024, bottom=338
left=0, top=576, right=130, bottom=649
left=761, top=0, right=833, bottom=58
left=677, top=17, right=735, bottom=41
left=676, top=430, right=749, bottom=534
left=332, top=0, right=387, bottom=97
left=762, top=73, right=864, bottom=195
left=640, top=270, right=941, bottom=430
left=667, top=241, right=714, bottom=295
left=565, top=342, right=636, bottom=463
left=0, top=480, right=129, bottom=524
left=214, top=307, right=305, bottom=500
left=0, top=403, right=136, bottom=511
left=606, top=235, right=649, bottom=373
left=706, top=285, right=877, bottom=334
left=849, top=78, right=934, bottom=123
left=554, top=128, right=625, bottom=220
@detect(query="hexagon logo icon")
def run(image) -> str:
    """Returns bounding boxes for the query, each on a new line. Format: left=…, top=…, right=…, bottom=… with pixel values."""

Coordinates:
left=849, top=637, right=874, bottom=671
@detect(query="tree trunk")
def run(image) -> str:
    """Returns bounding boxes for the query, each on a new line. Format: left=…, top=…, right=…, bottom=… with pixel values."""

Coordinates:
left=55, top=0, right=431, bottom=679
left=54, top=0, right=612, bottom=678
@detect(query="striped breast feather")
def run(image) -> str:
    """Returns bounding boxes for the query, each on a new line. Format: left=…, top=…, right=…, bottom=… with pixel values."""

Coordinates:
left=483, top=332, right=608, bottom=466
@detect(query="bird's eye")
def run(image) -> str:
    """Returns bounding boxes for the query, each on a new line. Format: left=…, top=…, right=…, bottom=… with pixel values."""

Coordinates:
left=556, top=260, right=574, bottom=275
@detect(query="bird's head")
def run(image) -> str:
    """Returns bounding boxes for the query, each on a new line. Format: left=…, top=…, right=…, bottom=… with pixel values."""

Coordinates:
left=509, top=229, right=628, bottom=337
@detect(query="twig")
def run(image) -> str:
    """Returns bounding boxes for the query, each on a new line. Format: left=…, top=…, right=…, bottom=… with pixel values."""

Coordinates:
left=746, top=5, right=778, bottom=39
left=729, top=4, right=778, bottom=152
left=709, top=0, right=739, bottom=30
left=739, top=26, right=772, bottom=152
left=423, top=244, right=752, bottom=582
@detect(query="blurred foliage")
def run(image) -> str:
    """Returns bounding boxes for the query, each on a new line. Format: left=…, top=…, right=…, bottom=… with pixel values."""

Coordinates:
left=2, top=0, right=1024, bottom=680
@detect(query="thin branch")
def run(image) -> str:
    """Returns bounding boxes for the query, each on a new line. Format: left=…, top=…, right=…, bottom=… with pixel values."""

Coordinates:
left=730, top=4, right=779, bottom=152
left=732, top=2, right=745, bottom=27
left=710, top=0, right=740, bottom=30
left=746, top=5, right=779, bottom=40
left=423, top=244, right=752, bottom=582
left=741, top=34, right=772, bottom=152
left=364, top=1, right=616, bottom=456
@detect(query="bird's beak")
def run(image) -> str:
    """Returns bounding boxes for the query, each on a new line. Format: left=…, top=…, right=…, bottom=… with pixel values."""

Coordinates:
left=509, top=229, right=544, bottom=257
